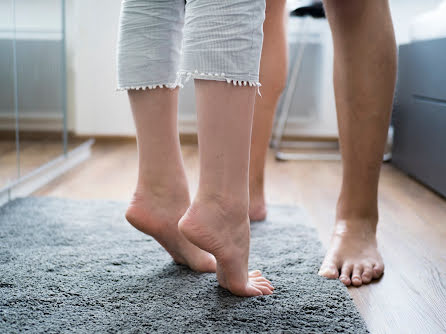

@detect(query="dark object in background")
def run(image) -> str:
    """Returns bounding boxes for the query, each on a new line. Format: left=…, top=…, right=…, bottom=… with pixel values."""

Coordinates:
left=291, top=2, right=325, bottom=18
left=392, top=37, right=446, bottom=198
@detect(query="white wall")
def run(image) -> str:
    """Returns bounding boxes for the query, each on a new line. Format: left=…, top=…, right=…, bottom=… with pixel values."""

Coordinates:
left=1, top=0, right=442, bottom=136
left=65, top=0, right=134, bottom=136
left=62, top=0, right=443, bottom=136
left=0, top=0, right=62, bottom=39
left=390, top=0, right=443, bottom=45
left=287, top=18, right=337, bottom=137
left=0, top=0, right=65, bottom=132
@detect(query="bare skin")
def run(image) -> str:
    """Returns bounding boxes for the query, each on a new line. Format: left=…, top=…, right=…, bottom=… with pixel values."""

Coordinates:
left=179, top=198, right=274, bottom=296
left=318, top=0, right=397, bottom=286
left=179, top=80, right=273, bottom=296
left=125, top=88, right=216, bottom=273
left=125, top=81, right=273, bottom=296
left=249, top=0, right=288, bottom=222
left=248, top=0, right=396, bottom=285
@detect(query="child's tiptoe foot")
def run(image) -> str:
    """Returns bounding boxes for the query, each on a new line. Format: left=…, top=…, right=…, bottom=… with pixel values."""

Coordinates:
left=249, top=180, right=267, bottom=222
left=178, top=198, right=274, bottom=297
left=125, top=190, right=216, bottom=273
left=249, top=201, right=267, bottom=222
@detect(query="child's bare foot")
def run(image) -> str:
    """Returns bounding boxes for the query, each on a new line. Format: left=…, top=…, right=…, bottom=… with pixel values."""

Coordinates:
left=249, top=199, right=267, bottom=222
left=318, top=218, right=384, bottom=286
left=125, top=188, right=216, bottom=273
left=178, top=197, right=274, bottom=296
left=249, top=181, right=267, bottom=222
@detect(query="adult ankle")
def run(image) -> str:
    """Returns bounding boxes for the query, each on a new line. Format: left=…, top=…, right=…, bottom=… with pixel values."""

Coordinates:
left=335, top=200, right=379, bottom=236
left=337, top=193, right=378, bottom=219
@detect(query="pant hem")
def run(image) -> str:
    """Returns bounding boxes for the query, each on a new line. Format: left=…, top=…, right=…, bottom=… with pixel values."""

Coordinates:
left=176, top=70, right=262, bottom=95
left=116, top=83, right=181, bottom=91
left=117, top=71, right=262, bottom=96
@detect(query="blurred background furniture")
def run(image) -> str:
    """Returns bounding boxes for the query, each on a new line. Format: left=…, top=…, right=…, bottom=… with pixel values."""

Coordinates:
left=271, top=1, right=341, bottom=161
left=392, top=37, right=446, bottom=197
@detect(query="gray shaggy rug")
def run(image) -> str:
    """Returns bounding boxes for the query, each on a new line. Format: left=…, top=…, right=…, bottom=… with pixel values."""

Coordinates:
left=0, top=197, right=368, bottom=333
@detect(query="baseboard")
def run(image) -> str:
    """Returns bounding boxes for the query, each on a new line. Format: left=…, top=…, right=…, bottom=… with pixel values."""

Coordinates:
left=0, top=129, right=337, bottom=146
left=0, top=111, right=63, bottom=132
left=71, top=133, right=337, bottom=146
left=0, top=130, right=66, bottom=141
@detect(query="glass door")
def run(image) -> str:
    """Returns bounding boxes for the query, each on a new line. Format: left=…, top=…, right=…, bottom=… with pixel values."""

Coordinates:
left=0, top=0, right=19, bottom=191
left=0, top=0, right=87, bottom=205
left=15, top=0, right=67, bottom=177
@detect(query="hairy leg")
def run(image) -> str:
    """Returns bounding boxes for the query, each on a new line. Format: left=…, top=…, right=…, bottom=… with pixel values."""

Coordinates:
left=179, top=80, right=274, bottom=297
left=125, top=88, right=216, bottom=273
left=249, top=0, right=288, bottom=221
left=319, top=0, right=397, bottom=286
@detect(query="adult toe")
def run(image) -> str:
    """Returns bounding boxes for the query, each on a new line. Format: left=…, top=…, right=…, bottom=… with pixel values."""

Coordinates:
left=373, top=262, right=384, bottom=279
left=339, top=263, right=353, bottom=286
left=351, top=264, right=363, bottom=286
left=361, top=264, right=374, bottom=284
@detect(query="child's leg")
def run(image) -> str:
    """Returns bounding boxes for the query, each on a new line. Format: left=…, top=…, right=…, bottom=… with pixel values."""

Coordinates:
left=249, top=0, right=288, bottom=221
left=178, top=0, right=274, bottom=296
left=180, top=81, right=273, bottom=296
left=126, top=89, right=216, bottom=273
left=117, top=0, right=216, bottom=273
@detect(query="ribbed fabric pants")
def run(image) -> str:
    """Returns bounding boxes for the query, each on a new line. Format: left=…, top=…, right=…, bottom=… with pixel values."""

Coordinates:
left=117, top=0, right=266, bottom=91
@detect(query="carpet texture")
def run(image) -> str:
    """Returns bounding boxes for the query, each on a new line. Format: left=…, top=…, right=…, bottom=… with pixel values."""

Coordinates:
left=0, top=197, right=368, bottom=333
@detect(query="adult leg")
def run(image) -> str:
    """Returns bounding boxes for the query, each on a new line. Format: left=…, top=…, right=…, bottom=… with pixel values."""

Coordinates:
left=319, top=0, right=397, bottom=286
left=249, top=0, right=288, bottom=221
left=178, top=0, right=274, bottom=296
left=117, top=0, right=216, bottom=273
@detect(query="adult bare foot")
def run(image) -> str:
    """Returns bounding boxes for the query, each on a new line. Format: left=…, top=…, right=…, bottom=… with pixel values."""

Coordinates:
left=179, top=197, right=274, bottom=296
left=125, top=188, right=216, bottom=273
left=318, top=218, right=384, bottom=286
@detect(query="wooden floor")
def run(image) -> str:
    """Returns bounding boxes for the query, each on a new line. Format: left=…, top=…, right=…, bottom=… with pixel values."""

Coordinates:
left=33, top=139, right=446, bottom=334
left=0, top=138, right=84, bottom=188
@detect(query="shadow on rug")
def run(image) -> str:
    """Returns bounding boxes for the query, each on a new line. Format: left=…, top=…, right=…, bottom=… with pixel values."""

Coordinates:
left=0, top=197, right=368, bottom=333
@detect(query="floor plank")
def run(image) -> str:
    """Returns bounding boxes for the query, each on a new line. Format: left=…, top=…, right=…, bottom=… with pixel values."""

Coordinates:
left=30, top=140, right=446, bottom=334
left=0, top=139, right=83, bottom=187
